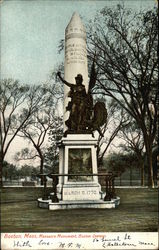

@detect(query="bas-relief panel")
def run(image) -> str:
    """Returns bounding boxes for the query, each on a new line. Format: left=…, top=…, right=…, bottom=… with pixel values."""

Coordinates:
left=68, top=148, right=93, bottom=181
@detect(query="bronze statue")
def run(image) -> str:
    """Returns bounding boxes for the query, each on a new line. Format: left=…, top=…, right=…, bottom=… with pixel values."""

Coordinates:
left=57, top=72, right=92, bottom=133
left=57, top=61, right=107, bottom=136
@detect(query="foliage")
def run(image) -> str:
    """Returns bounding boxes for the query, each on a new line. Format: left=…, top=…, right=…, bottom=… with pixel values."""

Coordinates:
left=44, top=116, right=63, bottom=173
left=2, top=161, right=39, bottom=180
left=105, top=152, right=139, bottom=176
left=118, top=116, right=144, bottom=155
left=117, top=116, right=146, bottom=185
left=2, top=161, right=18, bottom=180
left=18, top=164, right=39, bottom=180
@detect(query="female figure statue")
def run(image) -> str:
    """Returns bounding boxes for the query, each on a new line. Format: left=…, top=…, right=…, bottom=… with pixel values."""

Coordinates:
left=57, top=72, right=92, bottom=133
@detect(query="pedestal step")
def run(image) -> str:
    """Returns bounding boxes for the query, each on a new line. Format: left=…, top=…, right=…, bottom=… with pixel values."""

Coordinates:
left=38, top=197, right=120, bottom=210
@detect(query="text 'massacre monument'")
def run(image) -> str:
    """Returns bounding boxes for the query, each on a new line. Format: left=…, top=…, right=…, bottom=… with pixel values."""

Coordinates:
left=38, top=12, right=120, bottom=210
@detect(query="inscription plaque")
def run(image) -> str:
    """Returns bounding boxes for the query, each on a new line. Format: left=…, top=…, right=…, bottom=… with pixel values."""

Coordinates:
left=62, top=186, right=100, bottom=201
left=65, top=43, right=87, bottom=65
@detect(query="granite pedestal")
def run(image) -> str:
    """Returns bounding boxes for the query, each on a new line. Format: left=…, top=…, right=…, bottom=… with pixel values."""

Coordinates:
left=38, top=134, right=120, bottom=210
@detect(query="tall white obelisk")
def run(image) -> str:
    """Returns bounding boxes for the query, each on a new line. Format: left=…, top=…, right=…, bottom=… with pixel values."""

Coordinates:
left=64, top=12, right=88, bottom=131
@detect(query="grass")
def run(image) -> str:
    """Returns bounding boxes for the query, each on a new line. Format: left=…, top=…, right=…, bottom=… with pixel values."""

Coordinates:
left=0, top=187, right=158, bottom=232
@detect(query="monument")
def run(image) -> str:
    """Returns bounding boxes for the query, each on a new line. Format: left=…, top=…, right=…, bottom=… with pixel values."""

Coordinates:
left=38, top=12, right=120, bottom=210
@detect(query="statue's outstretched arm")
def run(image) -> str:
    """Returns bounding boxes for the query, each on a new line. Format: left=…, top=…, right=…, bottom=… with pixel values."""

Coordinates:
left=57, top=72, right=73, bottom=88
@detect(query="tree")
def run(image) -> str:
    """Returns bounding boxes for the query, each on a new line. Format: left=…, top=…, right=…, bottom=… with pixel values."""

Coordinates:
left=96, top=98, right=128, bottom=167
left=44, top=116, right=63, bottom=173
left=15, top=83, right=63, bottom=183
left=2, top=161, right=18, bottom=181
left=18, top=164, right=39, bottom=180
left=105, top=152, right=138, bottom=186
left=0, top=79, right=53, bottom=186
left=16, top=113, right=63, bottom=176
left=118, top=116, right=145, bottom=186
left=87, top=4, right=158, bottom=187
left=105, top=152, right=126, bottom=186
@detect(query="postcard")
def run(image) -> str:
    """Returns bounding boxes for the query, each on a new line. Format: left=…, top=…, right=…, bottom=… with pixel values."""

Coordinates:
left=1, top=0, right=158, bottom=249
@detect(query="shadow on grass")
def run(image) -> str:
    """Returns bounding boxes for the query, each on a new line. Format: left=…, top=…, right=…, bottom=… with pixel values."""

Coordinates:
left=0, top=187, right=158, bottom=232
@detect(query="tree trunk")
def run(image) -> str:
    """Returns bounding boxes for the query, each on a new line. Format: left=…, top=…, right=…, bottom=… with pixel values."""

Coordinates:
left=0, top=166, right=3, bottom=187
left=147, top=152, right=154, bottom=188
left=0, top=154, right=4, bottom=187
left=130, top=166, right=132, bottom=186
left=36, top=147, right=44, bottom=186
left=120, top=174, right=122, bottom=186
left=143, top=133, right=154, bottom=188
left=140, top=162, right=145, bottom=186
left=40, top=155, right=44, bottom=185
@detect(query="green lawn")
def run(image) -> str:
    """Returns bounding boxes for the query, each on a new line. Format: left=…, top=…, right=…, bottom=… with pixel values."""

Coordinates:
left=0, top=187, right=158, bottom=232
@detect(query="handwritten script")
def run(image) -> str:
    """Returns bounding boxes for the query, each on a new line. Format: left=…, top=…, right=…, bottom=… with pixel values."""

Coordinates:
left=2, top=232, right=158, bottom=249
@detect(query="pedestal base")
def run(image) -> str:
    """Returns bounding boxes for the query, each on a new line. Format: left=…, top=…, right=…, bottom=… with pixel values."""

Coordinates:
left=38, top=197, right=120, bottom=210
left=37, top=134, right=120, bottom=210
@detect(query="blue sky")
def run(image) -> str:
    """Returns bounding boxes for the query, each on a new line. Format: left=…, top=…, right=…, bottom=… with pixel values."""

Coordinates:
left=1, top=0, right=155, bottom=85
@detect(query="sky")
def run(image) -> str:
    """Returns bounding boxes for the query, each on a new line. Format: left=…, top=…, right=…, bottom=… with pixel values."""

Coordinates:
left=0, top=0, right=156, bottom=165
left=1, top=0, right=155, bottom=85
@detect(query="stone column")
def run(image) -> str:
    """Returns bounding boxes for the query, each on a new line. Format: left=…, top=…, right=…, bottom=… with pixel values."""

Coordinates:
left=64, top=12, right=88, bottom=131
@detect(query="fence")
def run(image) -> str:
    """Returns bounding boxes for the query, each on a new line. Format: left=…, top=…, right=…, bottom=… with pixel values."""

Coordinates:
left=37, top=173, right=117, bottom=202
